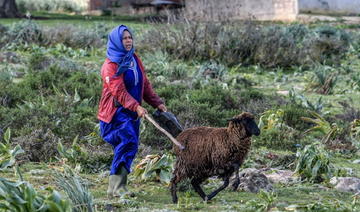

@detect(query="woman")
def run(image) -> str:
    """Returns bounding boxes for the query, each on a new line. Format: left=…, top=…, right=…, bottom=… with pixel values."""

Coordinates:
left=97, top=25, right=167, bottom=198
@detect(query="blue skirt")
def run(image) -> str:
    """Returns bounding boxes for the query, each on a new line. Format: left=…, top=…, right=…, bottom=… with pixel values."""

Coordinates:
left=100, top=107, right=140, bottom=175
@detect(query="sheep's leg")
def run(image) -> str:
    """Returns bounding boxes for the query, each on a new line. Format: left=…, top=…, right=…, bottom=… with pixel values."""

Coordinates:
left=206, top=177, right=230, bottom=201
left=170, top=174, right=181, bottom=203
left=231, top=164, right=240, bottom=191
left=191, top=179, right=207, bottom=201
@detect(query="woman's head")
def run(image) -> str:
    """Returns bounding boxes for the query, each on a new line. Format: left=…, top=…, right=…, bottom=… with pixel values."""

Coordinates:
left=106, top=25, right=135, bottom=65
left=122, top=30, right=133, bottom=51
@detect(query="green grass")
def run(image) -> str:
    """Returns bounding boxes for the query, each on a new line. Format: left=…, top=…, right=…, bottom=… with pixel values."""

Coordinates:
left=0, top=11, right=152, bottom=32
left=1, top=161, right=358, bottom=211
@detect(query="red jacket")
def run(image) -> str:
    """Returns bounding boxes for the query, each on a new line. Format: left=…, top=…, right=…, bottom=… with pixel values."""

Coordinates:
left=97, top=54, right=163, bottom=123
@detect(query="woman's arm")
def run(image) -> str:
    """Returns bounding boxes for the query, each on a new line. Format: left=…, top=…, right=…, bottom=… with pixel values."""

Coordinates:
left=102, top=61, right=140, bottom=112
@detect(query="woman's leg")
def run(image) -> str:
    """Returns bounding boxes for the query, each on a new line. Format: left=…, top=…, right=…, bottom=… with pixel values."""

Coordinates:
left=110, top=119, right=140, bottom=174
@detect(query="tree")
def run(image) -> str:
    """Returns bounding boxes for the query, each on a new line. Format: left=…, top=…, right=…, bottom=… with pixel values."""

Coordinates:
left=0, top=0, right=21, bottom=18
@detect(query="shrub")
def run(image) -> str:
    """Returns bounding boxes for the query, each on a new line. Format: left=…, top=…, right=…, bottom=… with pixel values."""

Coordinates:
left=294, top=142, right=334, bottom=183
left=42, top=25, right=104, bottom=49
left=288, top=88, right=323, bottom=113
left=142, top=51, right=192, bottom=81
left=253, top=127, right=306, bottom=151
left=5, top=20, right=44, bottom=46
left=57, top=135, right=112, bottom=174
left=281, top=104, right=312, bottom=131
left=139, top=22, right=351, bottom=68
left=306, top=65, right=338, bottom=95
left=309, top=26, right=351, bottom=66
left=13, top=128, right=60, bottom=162
left=335, top=100, right=360, bottom=122
left=2, top=21, right=105, bottom=50
left=301, top=111, right=340, bottom=144
left=17, top=0, right=86, bottom=13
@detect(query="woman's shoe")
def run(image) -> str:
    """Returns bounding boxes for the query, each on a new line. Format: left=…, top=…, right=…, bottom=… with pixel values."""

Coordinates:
left=113, top=166, right=135, bottom=197
left=107, top=175, right=121, bottom=199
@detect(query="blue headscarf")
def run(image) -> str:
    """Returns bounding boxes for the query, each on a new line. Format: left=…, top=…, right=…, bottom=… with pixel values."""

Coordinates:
left=106, top=25, right=135, bottom=76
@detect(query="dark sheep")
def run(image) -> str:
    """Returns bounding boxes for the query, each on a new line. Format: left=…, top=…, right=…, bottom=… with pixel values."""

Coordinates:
left=170, top=112, right=260, bottom=203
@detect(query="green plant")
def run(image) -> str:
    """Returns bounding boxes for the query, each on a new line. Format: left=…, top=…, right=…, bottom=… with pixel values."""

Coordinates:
left=0, top=129, right=72, bottom=212
left=245, top=190, right=277, bottom=211
left=301, top=111, right=340, bottom=144
left=294, top=142, right=334, bottom=182
left=306, top=65, right=338, bottom=95
left=17, top=0, right=87, bottom=12
left=140, top=23, right=351, bottom=68
left=0, top=128, right=24, bottom=171
left=350, top=119, right=360, bottom=139
left=6, top=20, right=43, bottom=47
left=281, top=104, right=312, bottom=131
left=288, top=89, right=323, bottom=113
left=0, top=179, right=72, bottom=212
left=57, top=136, right=88, bottom=165
left=54, top=167, right=94, bottom=212
left=258, top=109, right=291, bottom=130
left=133, top=153, right=174, bottom=184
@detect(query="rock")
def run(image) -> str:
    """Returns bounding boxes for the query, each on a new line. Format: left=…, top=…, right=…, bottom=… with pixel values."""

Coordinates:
left=232, top=168, right=273, bottom=193
left=276, top=90, right=289, bottom=95
left=352, top=159, right=360, bottom=164
left=330, top=177, right=360, bottom=193
left=0, top=52, right=19, bottom=63
left=263, top=169, right=299, bottom=184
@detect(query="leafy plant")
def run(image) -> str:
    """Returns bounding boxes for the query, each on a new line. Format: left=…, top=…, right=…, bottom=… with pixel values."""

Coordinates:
left=245, top=190, right=277, bottom=211
left=57, top=136, right=88, bottom=166
left=258, top=109, right=292, bottom=130
left=288, top=89, right=323, bottom=113
left=133, top=153, right=174, bottom=184
left=306, top=65, right=338, bottom=95
left=350, top=119, right=360, bottom=139
left=294, top=142, right=334, bottom=182
left=0, top=179, right=72, bottom=212
left=301, top=111, right=340, bottom=144
left=0, top=129, right=72, bottom=212
left=0, top=128, right=24, bottom=171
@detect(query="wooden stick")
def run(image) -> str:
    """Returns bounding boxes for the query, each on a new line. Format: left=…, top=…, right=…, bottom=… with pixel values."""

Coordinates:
left=144, top=114, right=185, bottom=150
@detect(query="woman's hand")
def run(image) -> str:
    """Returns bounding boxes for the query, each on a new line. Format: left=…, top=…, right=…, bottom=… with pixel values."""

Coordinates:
left=157, top=104, right=167, bottom=112
left=136, top=105, right=148, bottom=118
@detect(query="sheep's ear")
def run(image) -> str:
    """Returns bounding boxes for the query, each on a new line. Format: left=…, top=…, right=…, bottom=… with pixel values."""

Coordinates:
left=227, top=118, right=236, bottom=122
left=228, top=118, right=242, bottom=123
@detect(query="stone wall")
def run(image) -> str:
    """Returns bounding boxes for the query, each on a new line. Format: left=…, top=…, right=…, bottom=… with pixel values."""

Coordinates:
left=185, top=0, right=298, bottom=21
left=299, top=0, right=360, bottom=15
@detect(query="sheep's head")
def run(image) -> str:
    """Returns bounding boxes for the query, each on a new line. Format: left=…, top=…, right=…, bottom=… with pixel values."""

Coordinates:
left=228, top=112, right=260, bottom=137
